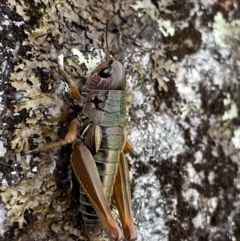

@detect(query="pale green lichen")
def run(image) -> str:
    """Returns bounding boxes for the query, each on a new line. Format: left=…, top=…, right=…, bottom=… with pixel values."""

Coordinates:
left=156, top=19, right=175, bottom=37
left=213, top=12, right=240, bottom=47
left=0, top=156, right=62, bottom=228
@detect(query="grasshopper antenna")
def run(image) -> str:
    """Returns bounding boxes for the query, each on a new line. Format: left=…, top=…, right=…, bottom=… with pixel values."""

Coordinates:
left=117, top=24, right=148, bottom=62
left=105, top=20, right=110, bottom=60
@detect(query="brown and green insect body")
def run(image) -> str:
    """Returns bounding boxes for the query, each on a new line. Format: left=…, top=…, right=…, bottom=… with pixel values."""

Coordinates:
left=53, top=57, right=137, bottom=241
left=74, top=59, right=129, bottom=234
left=28, top=24, right=147, bottom=241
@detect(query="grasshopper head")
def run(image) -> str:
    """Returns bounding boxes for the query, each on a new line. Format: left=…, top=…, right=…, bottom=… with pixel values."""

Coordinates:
left=85, top=59, right=126, bottom=90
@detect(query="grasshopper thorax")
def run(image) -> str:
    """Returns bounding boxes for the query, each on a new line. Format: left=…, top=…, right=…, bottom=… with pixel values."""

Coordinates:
left=85, top=58, right=126, bottom=91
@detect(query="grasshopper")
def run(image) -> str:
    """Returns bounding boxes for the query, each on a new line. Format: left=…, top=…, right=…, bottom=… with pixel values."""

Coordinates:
left=28, top=23, right=147, bottom=241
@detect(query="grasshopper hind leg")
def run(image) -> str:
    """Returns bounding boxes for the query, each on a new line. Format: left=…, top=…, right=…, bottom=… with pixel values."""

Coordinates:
left=71, top=141, right=123, bottom=241
left=26, top=119, right=79, bottom=154
left=113, top=144, right=137, bottom=241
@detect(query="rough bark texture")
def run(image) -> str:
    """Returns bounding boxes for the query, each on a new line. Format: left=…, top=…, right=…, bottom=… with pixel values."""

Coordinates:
left=1, top=0, right=240, bottom=241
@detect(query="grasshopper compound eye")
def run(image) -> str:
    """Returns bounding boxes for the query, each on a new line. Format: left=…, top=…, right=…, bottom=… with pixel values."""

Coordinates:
left=99, top=66, right=113, bottom=78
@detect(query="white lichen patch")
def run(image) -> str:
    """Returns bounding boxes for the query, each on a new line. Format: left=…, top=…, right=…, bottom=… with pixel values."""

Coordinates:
left=191, top=195, right=219, bottom=229
left=182, top=188, right=200, bottom=209
left=0, top=93, right=4, bottom=114
left=58, top=54, right=64, bottom=68
left=140, top=52, right=150, bottom=69
left=208, top=171, right=216, bottom=185
left=194, top=150, right=203, bottom=163
left=0, top=204, right=9, bottom=236
left=156, top=19, right=175, bottom=37
left=222, top=94, right=238, bottom=121
left=231, top=128, right=240, bottom=149
left=0, top=141, right=6, bottom=157
left=130, top=0, right=158, bottom=19
left=200, top=0, right=220, bottom=8
left=185, top=162, right=203, bottom=185
left=207, top=197, right=218, bottom=215
left=192, top=211, right=206, bottom=228
left=177, top=47, right=230, bottom=98
left=31, top=166, right=37, bottom=173
left=130, top=0, right=175, bottom=37
left=71, top=48, right=105, bottom=76
left=128, top=112, right=186, bottom=160
left=133, top=173, right=169, bottom=241
left=213, top=12, right=240, bottom=48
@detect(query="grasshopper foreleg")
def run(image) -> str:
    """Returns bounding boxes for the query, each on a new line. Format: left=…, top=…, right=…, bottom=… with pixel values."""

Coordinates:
left=58, top=65, right=83, bottom=102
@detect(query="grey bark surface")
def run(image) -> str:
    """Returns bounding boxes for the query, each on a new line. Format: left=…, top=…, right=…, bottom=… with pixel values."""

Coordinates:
left=1, top=1, right=240, bottom=241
